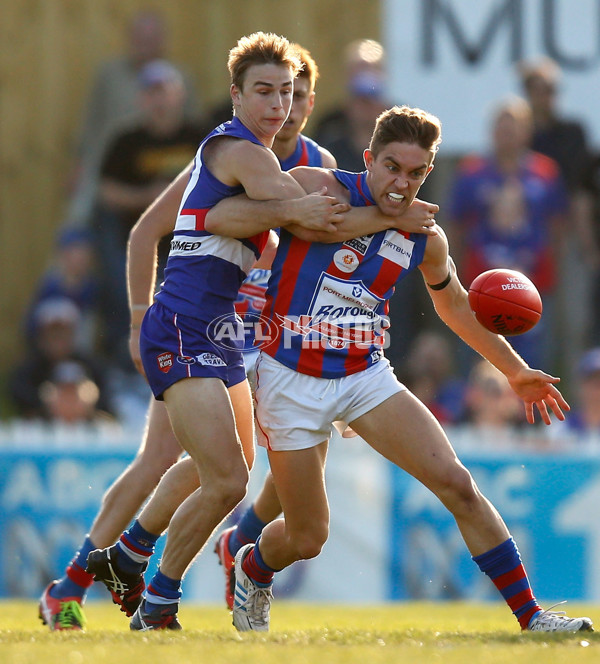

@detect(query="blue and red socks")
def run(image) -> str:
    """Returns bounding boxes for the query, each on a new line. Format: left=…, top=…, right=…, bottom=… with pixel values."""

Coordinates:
left=473, top=537, right=541, bottom=629
left=241, top=536, right=277, bottom=587
left=115, top=520, right=160, bottom=573
left=145, top=568, right=182, bottom=609
left=228, top=505, right=268, bottom=558
left=50, top=535, right=96, bottom=600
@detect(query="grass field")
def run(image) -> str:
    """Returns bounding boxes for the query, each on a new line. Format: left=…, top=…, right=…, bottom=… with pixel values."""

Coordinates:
left=1, top=600, right=598, bottom=664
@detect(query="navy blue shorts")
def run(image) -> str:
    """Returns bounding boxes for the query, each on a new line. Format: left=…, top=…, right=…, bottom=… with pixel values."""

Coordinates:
left=140, top=302, right=246, bottom=399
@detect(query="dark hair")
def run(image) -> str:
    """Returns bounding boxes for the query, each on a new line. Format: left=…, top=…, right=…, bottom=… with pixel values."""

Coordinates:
left=228, top=32, right=302, bottom=90
left=369, top=105, right=442, bottom=158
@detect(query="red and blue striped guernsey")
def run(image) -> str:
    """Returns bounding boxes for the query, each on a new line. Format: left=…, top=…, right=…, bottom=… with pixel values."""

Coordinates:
left=260, top=170, right=428, bottom=378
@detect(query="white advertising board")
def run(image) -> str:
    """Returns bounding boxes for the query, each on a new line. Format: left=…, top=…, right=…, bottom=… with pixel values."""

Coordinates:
left=383, top=0, right=600, bottom=153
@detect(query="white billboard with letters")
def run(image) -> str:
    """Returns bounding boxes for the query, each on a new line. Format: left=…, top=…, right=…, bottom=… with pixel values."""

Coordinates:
left=383, top=0, right=600, bottom=152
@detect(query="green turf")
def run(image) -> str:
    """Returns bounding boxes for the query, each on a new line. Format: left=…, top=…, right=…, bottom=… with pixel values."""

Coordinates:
left=1, top=601, right=598, bottom=663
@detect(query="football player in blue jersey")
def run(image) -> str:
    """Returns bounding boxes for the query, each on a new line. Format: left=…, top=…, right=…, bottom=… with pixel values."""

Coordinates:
left=39, top=32, right=345, bottom=632
left=88, top=31, right=349, bottom=632
left=212, top=44, right=338, bottom=611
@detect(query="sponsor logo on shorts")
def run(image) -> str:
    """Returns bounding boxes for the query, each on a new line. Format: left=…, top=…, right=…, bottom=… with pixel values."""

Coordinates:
left=157, top=352, right=174, bottom=373
left=176, top=355, right=196, bottom=365
left=197, top=353, right=226, bottom=367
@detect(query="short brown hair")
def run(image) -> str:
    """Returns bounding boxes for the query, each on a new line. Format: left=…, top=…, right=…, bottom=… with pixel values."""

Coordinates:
left=369, top=105, right=442, bottom=158
left=291, top=43, right=319, bottom=93
left=228, top=32, right=302, bottom=90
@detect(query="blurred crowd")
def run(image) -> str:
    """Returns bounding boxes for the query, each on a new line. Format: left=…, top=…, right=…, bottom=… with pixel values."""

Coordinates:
left=4, top=9, right=600, bottom=446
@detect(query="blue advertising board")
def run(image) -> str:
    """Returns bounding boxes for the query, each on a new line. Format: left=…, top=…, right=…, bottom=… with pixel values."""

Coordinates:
left=388, top=452, right=600, bottom=601
left=0, top=446, right=169, bottom=600
left=1, top=434, right=599, bottom=603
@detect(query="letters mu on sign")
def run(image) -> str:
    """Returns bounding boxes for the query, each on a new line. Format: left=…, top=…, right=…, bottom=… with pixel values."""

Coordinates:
left=383, top=0, right=600, bottom=151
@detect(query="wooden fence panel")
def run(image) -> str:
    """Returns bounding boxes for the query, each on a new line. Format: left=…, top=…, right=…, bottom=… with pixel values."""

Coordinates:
left=0, top=0, right=380, bottom=376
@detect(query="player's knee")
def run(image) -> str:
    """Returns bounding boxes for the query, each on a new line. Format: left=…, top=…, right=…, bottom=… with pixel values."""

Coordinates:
left=291, top=524, right=329, bottom=560
left=135, top=442, right=181, bottom=482
left=128, top=457, right=175, bottom=492
left=209, top=466, right=249, bottom=513
left=435, top=462, right=480, bottom=512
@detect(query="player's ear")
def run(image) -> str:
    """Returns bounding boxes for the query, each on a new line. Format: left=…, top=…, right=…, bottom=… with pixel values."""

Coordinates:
left=306, top=91, right=315, bottom=116
left=424, top=152, right=437, bottom=178
left=230, top=83, right=241, bottom=107
left=363, top=149, right=373, bottom=171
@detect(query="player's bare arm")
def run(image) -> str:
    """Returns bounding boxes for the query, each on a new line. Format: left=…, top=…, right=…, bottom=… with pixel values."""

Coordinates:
left=206, top=155, right=439, bottom=241
left=127, top=163, right=192, bottom=373
left=204, top=138, right=345, bottom=235
left=421, top=228, right=569, bottom=424
left=288, top=197, right=440, bottom=244
left=286, top=166, right=439, bottom=243
left=204, top=190, right=348, bottom=238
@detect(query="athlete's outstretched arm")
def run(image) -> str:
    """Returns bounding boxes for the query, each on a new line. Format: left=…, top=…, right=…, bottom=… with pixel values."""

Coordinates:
left=420, top=228, right=569, bottom=425
left=127, top=163, right=192, bottom=373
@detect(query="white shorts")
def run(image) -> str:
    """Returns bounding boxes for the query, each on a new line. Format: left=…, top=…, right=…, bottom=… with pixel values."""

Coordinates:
left=254, top=353, right=405, bottom=451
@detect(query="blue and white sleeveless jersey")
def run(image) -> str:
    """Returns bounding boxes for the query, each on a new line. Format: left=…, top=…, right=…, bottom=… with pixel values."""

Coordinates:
left=154, top=116, right=270, bottom=322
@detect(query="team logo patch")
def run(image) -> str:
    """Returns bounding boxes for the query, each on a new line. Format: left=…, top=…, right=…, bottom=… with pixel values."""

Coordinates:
left=370, top=349, right=383, bottom=363
left=197, top=353, right=226, bottom=367
left=333, top=249, right=359, bottom=273
left=157, top=352, right=174, bottom=373
left=177, top=355, right=196, bottom=365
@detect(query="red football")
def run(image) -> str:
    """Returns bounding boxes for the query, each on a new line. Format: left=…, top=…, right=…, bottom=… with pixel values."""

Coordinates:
left=468, top=269, right=542, bottom=336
